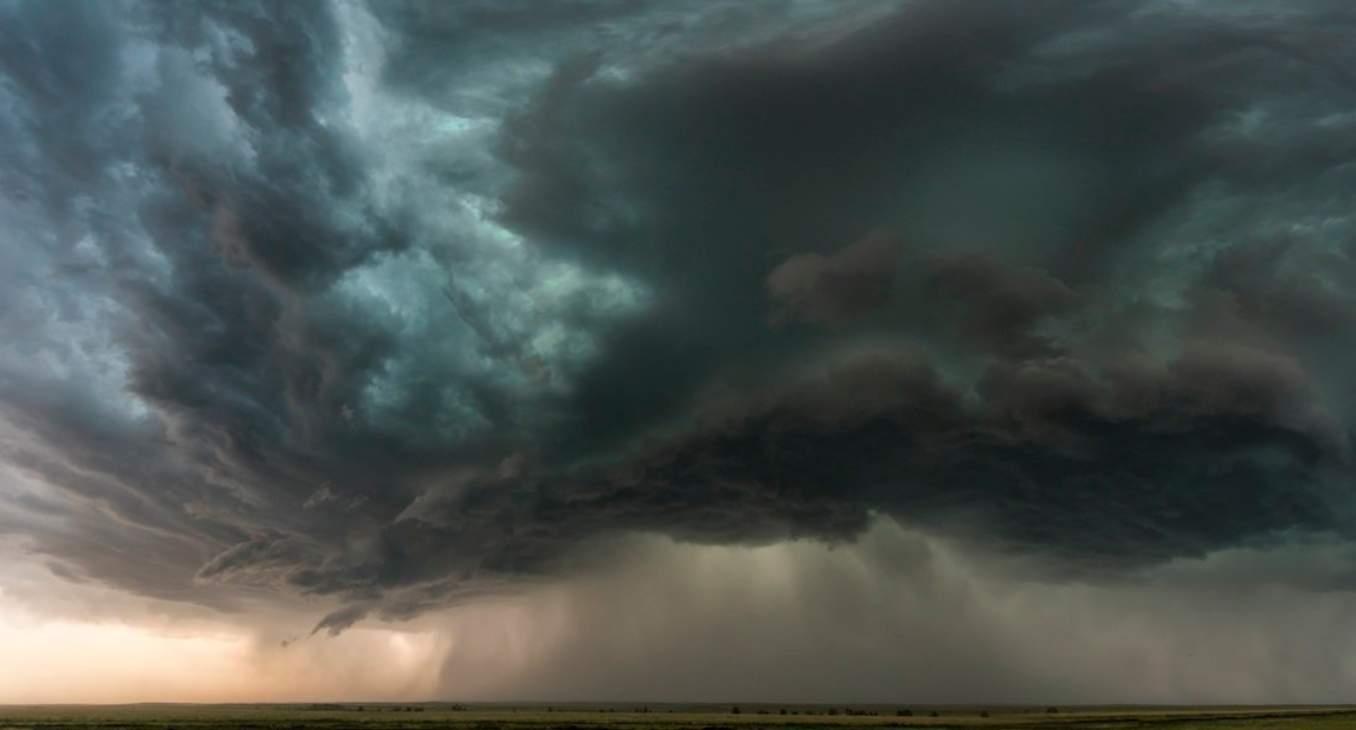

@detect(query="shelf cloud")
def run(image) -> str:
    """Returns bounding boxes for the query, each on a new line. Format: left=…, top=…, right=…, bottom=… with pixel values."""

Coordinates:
left=1, top=0, right=1355, bottom=702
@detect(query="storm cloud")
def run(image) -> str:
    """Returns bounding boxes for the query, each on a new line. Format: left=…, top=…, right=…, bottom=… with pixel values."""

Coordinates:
left=2, top=0, right=1356, bottom=699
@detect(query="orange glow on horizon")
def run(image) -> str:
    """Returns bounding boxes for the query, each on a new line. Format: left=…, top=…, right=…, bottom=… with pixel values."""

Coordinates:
left=0, top=609, right=446, bottom=704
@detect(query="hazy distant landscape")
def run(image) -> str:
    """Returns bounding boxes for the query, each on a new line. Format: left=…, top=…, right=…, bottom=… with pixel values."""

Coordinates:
left=3, top=705, right=1356, bottom=730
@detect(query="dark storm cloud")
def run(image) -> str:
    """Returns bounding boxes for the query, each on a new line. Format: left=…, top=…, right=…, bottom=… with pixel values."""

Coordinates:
left=766, top=230, right=905, bottom=326
left=1, top=0, right=1355, bottom=637
left=571, top=341, right=1340, bottom=569
left=497, top=0, right=1248, bottom=457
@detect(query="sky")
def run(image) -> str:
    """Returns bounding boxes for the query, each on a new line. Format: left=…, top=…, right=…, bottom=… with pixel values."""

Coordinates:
left=2, top=0, right=1356, bottom=704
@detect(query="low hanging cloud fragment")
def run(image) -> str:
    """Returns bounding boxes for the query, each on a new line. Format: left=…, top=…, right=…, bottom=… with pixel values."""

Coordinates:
left=766, top=230, right=905, bottom=326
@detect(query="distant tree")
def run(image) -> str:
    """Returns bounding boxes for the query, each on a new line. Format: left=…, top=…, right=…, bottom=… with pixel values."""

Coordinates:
left=930, top=711, right=940, bottom=717
left=731, top=706, right=741, bottom=715
left=827, top=708, right=839, bottom=716
left=979, top=710, right=989, bottom=718
left=779, top=709, right=788, bottom=716
left=896, top=709, right=913, bottom=717
left=1047, top=707, right=1059, bottom=714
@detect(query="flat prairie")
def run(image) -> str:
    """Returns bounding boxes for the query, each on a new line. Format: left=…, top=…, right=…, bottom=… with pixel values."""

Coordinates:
left=1, top=705, right=1354, bottom=730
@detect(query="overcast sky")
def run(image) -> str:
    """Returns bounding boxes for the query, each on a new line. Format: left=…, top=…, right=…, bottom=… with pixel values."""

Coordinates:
left=2, top=0, right=1356, bottom=704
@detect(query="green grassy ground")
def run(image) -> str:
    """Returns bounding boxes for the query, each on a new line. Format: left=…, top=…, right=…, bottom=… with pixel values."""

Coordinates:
left=2, top=705, right=1355, bottom=730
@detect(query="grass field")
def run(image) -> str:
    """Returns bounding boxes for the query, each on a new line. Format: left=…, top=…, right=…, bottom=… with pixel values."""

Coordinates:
left=2, top=704, right=1355, bottom=730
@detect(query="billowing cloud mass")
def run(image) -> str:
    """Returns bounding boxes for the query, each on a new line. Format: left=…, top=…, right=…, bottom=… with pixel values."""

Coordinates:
left=2, top=0, right=1356, bottom=702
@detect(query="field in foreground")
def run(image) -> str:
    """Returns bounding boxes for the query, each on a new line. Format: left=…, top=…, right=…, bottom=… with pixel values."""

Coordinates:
left=2, top=704, right=1355, bottom=730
